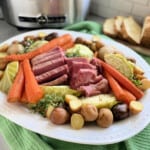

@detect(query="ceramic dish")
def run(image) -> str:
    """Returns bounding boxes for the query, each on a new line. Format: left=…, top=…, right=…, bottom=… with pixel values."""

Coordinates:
left=0, top=29, right=150, bottom=145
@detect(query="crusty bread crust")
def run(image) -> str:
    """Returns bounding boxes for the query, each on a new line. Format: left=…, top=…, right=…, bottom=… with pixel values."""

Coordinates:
left=140, top=16, right=150, bottom=48
left=114, top=16, right=124, bottom=38
left=121, top=17, right=142, bottom=44
left=103, top=18, right=117, bottom=38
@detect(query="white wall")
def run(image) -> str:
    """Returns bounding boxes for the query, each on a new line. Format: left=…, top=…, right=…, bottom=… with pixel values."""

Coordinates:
left=90, top=0, right=150, bottom=23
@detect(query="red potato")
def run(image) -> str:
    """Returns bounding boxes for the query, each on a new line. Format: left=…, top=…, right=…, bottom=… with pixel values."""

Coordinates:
left=50, top=107, right=70, bottom=125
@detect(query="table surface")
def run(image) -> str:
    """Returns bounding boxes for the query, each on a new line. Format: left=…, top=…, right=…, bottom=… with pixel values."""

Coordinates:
left=0, top=14, right=104, bottom=150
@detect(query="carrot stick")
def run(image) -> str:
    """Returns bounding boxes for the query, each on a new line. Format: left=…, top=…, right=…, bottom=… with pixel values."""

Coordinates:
left=5, top=34, right=73, bottom=61
left=7, top=62, right=24, bottom=102
left=96, top=58, right=144, bottom=99
left=105, top=71, right=136, bottom=104
left=61, top=40, right=74, bottom=50
left=20, top=90, right=28, bottom=103
left=23, top=59, right=44, bottom=103
left=122, top=88, right=136, bottom=104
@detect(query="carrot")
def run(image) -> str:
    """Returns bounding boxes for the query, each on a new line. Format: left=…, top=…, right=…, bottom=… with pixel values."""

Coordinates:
left=7, top=62, right=24, bottom=102
left=23, top=59, right=44, bottom=103
left=96, top=58, right=144, bottom=99
left=61, top=40, right=74, bottom=50
left=5, top=34, right=73, bottom=61
left=105, top=71, right=136, bottom=104
left=122, top=88, right=136, bottom=104
left=20, top=90, right=28, bottom=103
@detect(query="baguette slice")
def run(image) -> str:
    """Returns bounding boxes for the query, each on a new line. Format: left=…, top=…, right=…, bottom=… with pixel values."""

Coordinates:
left=121, top=16, right=142, bottom=44
left=140, top=16, right=150, bottom=48
left=103, top=18, right=117, bottom=38
left=114, top=16, right=124, bottom=38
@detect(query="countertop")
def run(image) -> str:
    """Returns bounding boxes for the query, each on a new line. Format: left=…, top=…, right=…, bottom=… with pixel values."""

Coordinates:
left=0, top=14, right=104, bottom=150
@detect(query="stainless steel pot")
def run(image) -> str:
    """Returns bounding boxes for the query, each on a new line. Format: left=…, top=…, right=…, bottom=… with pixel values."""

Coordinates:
left=1, top=0, right=91, bottom=28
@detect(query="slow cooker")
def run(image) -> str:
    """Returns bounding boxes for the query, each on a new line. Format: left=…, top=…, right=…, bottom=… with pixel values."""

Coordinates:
left=1, top=0, right=91, bottom=28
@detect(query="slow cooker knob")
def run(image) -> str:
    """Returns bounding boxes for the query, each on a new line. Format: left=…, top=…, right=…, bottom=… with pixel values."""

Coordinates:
left=37, top=15, right=47, bottom=25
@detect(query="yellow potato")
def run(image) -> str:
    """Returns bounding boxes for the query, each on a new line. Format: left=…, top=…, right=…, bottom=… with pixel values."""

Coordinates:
left=71, top=113, right=84, bottom=130
left=129, top=101, right=143, bottom=115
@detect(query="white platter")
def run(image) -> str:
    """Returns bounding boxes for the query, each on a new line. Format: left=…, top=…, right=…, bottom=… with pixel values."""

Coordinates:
left=0, top=29, right=150, bottom=145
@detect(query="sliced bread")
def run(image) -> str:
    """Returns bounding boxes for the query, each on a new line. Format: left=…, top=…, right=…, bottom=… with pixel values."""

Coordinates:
left=140, top=16, right=150, bottom=48
left=121, top=16, right=142, bottom=44
left=103, top=18, right=117, bottom=38
left=114, top=16, right=124, bottom=38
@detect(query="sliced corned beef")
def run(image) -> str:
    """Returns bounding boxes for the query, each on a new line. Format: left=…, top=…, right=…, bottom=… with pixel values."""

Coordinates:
left=90, top=58, right=103, bottom=74
left=78, top=78, right=109, bottom=97
left=31, top=47, right=63, bottom=64
left=42, top=74, right=68, bottom=86
left=65, top=57, right=89, bottom=70
left=32, top=57, right=65, bottom=75
left=31, top=52, right=64, bottom=66
left=70, top=69, right=102, bottom=89
left=35, top=64, right=69, bottom=83
left=70, top=61, right=96, bottom=78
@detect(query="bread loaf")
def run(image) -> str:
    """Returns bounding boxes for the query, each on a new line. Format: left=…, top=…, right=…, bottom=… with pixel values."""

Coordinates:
left=103, top=18, right=117, bottom=38
left=140, top=16, right=150, bottom=48
left=114, top=16, right=124, bottom=38
left=121, top=16, right=142, bottom=44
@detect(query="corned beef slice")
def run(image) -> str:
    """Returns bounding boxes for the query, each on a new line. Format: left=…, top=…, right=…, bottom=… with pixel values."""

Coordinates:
left=65, top=57, right=89, bottom=70
left=71, top=61, right=97, bottom=78
left=78, top=78, right=109, bottom=97
left=35, top=64, right=69, bottom=83
left=70, top=69, right=102, bottom=89
left=32, top=57, right=65, bottom=75
left=90, top=58, right=103, bottom=74
left=31, top=47, right=63, bottom=65
left=31, top=52, right=64, bottom=66
left=42, top=74, right=68, bottom=86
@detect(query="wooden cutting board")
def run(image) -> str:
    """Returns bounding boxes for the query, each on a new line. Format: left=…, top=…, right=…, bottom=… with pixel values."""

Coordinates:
left=116, top=39, right=150, bottom=56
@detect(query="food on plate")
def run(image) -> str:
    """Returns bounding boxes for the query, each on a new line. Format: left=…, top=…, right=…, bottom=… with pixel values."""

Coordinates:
left=81, top=104, right=98, bottom=121
left=70, top=113, right=85, bottom=130
left=129, top=101, right=143, bottom=115
left=96, top=108, right=113, bottom=128
left=98, top=46, right=118, bottom=60
left=138, top=79, right=150, bottom=90
left=75, top=37, right=104, bottom=52
left=112, top=103, right=129, bottom=121
left=81, top=94, right=118, bottom=109
left=25, top=40, right=48, bottom=53
left=50, top=107, right=70, bottom=125
left=7, top=43, right=24, bottom=54
left=7, top=62, right=24, bottom=102
left=105, top=71, right=136, bottom=104
left=42, top=86, right=81, bottom=97
left=0, top=31, right=149, bottom=130
left=0, top=61, right=19, bottom=93
left=0, top=44, right=9, bottom=52
left=68, top=98, right=82, bottom=112
left=104, top=53, right=134, bottom=79
left=66, top=44, right=94, bottom=59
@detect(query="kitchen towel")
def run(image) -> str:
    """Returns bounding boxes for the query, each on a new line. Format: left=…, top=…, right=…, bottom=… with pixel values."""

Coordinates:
left=0, top=20, right=150, bottom=150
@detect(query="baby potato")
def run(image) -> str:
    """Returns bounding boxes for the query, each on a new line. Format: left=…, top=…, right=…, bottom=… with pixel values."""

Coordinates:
left=71, top=113, right=84, bottom=130
left=97, top=108, right=113, bottom=128
left=50, top=107, right=69, bottom=125
left=81, top=104, right=98, bottom=121
left=129, top=101, right=143, bottom=115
